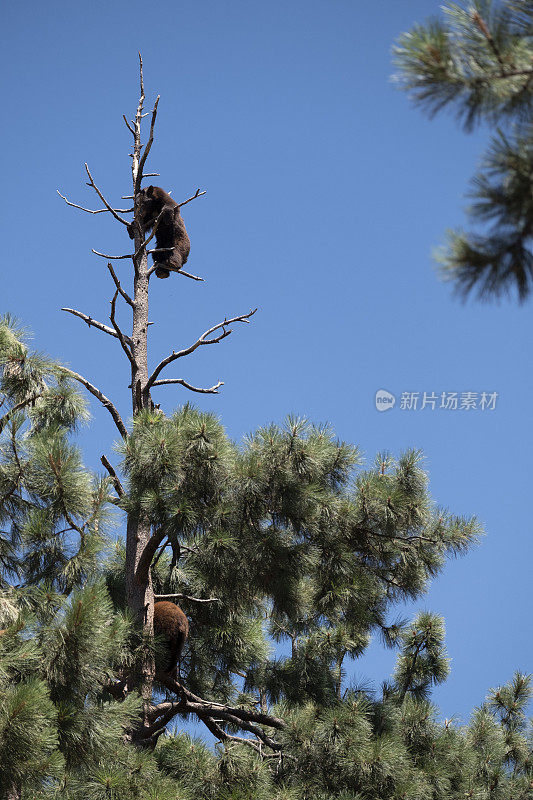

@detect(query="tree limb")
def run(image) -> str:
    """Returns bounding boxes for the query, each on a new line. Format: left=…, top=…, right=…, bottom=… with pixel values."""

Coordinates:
left=146, top=309, right=257, bottom=390
left=161, top=677, right=286, bottom=731
left=198, top=714, right=266, bottom=755
left=154, top=594, right=221, bottom=603
left=138, top=95, right=160, bottom=176
left=57, top=190, right=133, bottom=215
left=109, top=291, right=136, bottom=366
left=60, top=368, right=128, bottom=439
left=61, top=307, right=133, bottom=346
left=177, top=188, right=207, bottom=209
left=123, top=114, right=135, bottom=136
left=107, top=263, right=134, bottom=307
left=147, top=261, right=205, bottom=281
left=100, top=455, right=124, bottom=498
left=131, top=53, right=145, bottom=189
left=84, top=163, right=129, bottom=225
left=92, top=248, right=133, bottom=261
left=151, top=378, right=223, bottom=394
left=135, top=526, right=167, bottom=584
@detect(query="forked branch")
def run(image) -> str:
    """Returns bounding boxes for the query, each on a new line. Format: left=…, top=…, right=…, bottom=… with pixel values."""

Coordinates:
left=177, top=188, right=207, bottom=209
left=146, top=309, right=257, bottom=390
left=57, top=190, right=133, bottom=215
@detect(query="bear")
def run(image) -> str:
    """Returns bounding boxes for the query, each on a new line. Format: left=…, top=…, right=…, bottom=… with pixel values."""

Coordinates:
left=153, top=601, right=189, bottom=679
left=128, top=185, right=191, bottom=279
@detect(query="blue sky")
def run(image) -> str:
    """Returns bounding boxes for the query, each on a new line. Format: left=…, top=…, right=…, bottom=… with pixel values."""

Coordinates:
left=1, top=0, right=531, bottom=722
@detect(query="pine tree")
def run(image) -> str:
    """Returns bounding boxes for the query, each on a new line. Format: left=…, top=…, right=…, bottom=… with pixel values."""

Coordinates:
left=1, top=58, right=532, bottom=798
left=394, top=0, right=533, bottom=302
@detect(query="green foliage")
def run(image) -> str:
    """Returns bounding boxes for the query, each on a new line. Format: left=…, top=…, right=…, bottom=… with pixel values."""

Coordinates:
left=394, top=1, right=533, bottom=302
left=114, top=411, right=481, bottom=706
left=0, top=317, right=111, bottom=593
left=1, top=321, right=531, bottom=798
left=0, top=582, right=141, bottom=797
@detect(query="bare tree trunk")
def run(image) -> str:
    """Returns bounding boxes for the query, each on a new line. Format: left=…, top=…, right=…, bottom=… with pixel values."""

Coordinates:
left=124, top=76, right=156, bottom=728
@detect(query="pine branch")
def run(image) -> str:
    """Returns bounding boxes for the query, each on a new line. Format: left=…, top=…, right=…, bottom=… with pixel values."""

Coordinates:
left=0, top=394, right=42, bottom=433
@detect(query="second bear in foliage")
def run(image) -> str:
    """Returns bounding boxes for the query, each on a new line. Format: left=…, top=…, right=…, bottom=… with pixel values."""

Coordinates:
left=153, top=601, right=189, bottom=678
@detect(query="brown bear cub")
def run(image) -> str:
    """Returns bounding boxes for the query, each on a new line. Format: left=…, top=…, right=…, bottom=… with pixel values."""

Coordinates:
left=128, top=185, right=191, bottom=279
left=153, top=601, right=189, bottom=679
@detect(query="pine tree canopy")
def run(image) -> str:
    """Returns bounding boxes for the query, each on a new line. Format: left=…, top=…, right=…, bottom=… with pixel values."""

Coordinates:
left=1, top=317, right=532, bottom=798
left=394, top=0, right=533, bottom=302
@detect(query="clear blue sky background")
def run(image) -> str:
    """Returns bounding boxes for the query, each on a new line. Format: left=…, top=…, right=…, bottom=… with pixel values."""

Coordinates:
left=1, top=0, right=531, bottom=724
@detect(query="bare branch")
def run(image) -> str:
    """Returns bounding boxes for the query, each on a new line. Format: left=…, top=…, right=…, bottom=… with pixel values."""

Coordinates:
left=123, top=114, right=135, bottom=135
left=136, top=697, right=185, bottom=742
left=199, top=715, right=265, bottom=755
left=147, top=260, right=205, bottom=282
left=60, top=368, right=127, bottom=439
left=109, top=291, right=136, bottom=366
left=151, top=378, right=223, bottom=394
left=138, top=95, right=160, bottom=175
left=161, top=677, right=286, bottom=731
left=154, top=594, right=221, bottom=604
left=92, top=248, right=133, bottom=261
left=125, top=189, right=206, bottom=207
left=100, top=455, right=124, bottom=497
left=84, top=164, right=129, bottom=225
left=144, top=682, right=282, bottom=753
left=177, top=188, right=207, bottom=209
left=61, top=307, right=133, bottom=346
left=57, top=190, right=133, bottom=215
left=131, top=54, right=145, bottom=188
left=107, top=263, right=134, bottom=308
left=146, top=309, right=257, bottom=390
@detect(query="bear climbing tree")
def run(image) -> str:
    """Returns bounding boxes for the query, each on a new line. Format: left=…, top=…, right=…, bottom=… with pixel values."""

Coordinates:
left=126, top=184, right=191, bottom=279
left=57, top=55, right=259, bottom=743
